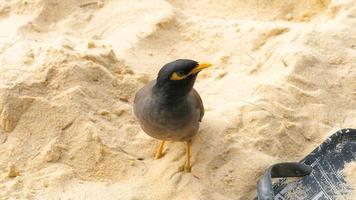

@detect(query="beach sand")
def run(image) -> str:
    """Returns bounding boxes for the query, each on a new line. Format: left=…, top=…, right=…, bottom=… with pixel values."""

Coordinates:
left=0, top=0, right=355, bottom=199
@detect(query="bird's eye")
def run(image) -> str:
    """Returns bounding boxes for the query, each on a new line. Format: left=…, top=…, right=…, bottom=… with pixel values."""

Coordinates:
left=176, top=71, right=185, bottom=77
left=170, top=71, right=187, bottom=80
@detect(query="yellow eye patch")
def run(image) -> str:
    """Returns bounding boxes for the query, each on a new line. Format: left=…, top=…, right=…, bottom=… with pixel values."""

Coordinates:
left=170, top=72, right=188, bottom=80
left=169, top=62, right=212, bottom=81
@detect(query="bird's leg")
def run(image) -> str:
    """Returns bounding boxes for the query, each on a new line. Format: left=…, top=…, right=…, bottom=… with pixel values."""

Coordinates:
left=155, top=140, right=165, bottom=159
left=184, top=141, right=191, bottom=173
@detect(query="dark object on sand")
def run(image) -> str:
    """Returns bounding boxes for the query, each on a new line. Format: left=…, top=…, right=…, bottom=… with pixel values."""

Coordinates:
left=256, top=128, right=356, bottom=200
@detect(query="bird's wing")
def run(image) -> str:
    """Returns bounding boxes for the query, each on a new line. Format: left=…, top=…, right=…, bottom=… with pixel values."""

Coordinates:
left=191, top=89, right=204, bottom=122
left=134, top=80, right=155, bottom=103
left=133, top=80, right=155, bottom=117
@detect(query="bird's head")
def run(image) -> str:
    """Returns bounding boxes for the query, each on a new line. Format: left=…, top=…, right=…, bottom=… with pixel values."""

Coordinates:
left=153, top=59, right=212, bottom=102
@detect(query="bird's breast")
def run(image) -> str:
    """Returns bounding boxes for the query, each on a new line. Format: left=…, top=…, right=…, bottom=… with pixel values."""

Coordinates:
left=134, top=96, right=199, bottom=140
left=147, top=100, right=195, bottom=128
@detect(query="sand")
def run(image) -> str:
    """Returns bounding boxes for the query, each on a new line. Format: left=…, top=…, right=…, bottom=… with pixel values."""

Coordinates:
left=0, top=0, right=355, bottom=199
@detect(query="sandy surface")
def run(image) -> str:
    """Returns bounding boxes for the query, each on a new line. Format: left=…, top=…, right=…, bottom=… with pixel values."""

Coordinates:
left=0, top=0, right=355, bottom=199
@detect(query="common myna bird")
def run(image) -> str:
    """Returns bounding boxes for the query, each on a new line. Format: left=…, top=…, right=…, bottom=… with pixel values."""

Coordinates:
left=133, top=59, right=212, bottom=172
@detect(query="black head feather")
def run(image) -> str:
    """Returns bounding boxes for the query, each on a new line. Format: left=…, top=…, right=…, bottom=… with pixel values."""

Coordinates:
left=156, top=59, right=198, bottom=82
left=153, top=59, right=199, bottom=104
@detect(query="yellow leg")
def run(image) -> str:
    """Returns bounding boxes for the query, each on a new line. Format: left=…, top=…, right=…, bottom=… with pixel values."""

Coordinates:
left=155, top=140, right=165, bottom=159
left=184, top=141, right=191, bottom=173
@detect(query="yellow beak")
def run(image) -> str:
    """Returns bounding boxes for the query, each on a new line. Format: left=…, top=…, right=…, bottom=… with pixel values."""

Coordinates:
left=191, top=62, right=213, bottom=74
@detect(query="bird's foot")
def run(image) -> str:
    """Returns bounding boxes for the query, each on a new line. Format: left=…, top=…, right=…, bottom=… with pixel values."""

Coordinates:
left=184, top=165, right=191, bottom=173
left=178, top=165, right=191, bottom=173
left=155, top=152, right=163, bottom=159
